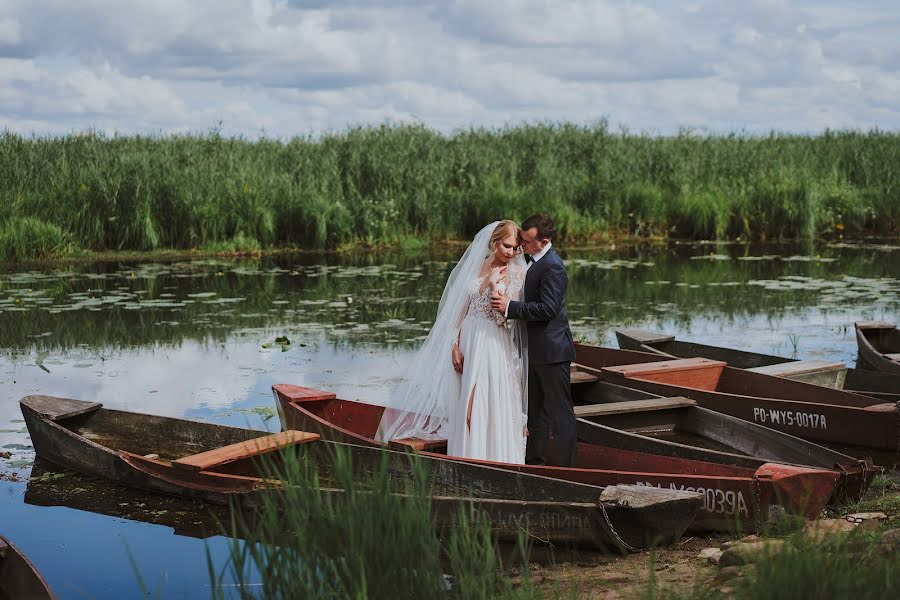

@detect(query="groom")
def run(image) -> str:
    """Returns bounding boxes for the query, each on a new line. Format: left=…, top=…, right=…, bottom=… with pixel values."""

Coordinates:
left=491, top=214, right=576, bottom=467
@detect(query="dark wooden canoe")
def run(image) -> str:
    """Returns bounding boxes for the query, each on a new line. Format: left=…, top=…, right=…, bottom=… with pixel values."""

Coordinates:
left=856, top=321, right=900, bottom=376
left=616, top=327, right=900, bottom=402
left=0, top=534, right=58, bottom=600
left=574, top=343, right=899, bottom=452
left=273, top=384, right=842, bottom=533
left=571, top=378, right=873, bottom=502
left=20, top=394, right=702, bottom=551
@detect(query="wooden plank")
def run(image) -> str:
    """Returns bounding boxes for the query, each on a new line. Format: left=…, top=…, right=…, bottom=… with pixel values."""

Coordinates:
left=886, top=353, right=900, bottom=362
left=389, top=437, right=448, bottom=451
left=172, top=430, right=320, bottom=472
left=603, top=358, right=726, bottom=391
left=603, top=358, right=726, bottom=377
left=575, top=397, right=695, bottom=417
left=20, top=395, right=102, bottom=421
left=271, top=384, right=336, bottom=403
left=855, top=321, right=895, bottom=330
left=614, top=328, right=676, bottom=345
left=571, top=368, right=600, bottom=384
left=748, top=359, right=846, bottom=377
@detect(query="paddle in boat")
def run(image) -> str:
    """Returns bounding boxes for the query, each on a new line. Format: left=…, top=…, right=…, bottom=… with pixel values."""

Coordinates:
left=273, top=383, right=844, bottom=533
left=616, top=327, right=900, bottom=402
left=19, top=394, right=702, bottom=551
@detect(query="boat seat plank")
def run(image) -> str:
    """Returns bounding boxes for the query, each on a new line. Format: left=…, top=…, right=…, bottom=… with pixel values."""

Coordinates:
left=855, top=321, right=895, bottom=330
left=571, top=367, right=600, bottom=385
left=747, top=360, right=847, bottom=377
left=390, top=437, right=447, bottom=451
left=602, top=358, right=726, bottom=377
left=20, top=395, right=102, bottom=421
left=614, top=328, right=676, bottom=345
left=172, top=430, right=319, bottom=472
left=574, top=397, right=695, bottom=417
left=863, top=403, right=898, bottom=413
left=271, top=384, right=336, bottom=403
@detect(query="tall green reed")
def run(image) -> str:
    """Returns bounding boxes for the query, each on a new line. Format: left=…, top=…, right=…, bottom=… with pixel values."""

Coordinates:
left=208, top=443, right=536, bottom=599
left=1, top=125, right=897, bottom=260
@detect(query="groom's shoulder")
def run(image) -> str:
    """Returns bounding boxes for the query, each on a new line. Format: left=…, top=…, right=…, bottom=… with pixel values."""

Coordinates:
left=548, top=248, right=567, bottom=268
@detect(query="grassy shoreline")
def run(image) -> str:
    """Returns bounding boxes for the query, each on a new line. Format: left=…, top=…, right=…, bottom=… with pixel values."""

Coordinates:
left=2, top=124, right=898, bottom=261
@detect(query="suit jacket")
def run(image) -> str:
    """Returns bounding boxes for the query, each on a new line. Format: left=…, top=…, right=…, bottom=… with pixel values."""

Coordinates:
left=506, top=248, right=575, bottom=365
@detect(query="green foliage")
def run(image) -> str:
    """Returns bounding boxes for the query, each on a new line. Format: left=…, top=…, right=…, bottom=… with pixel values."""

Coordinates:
left=209, top=445, right=535, bottom=599
left=0, top=217, right=77, bottom=261
left=0, top=127, right=897, bottom=255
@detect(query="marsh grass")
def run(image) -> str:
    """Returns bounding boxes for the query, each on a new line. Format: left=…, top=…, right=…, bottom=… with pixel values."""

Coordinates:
left=648, top=528, right=898, bottom=600
left=207, top=443, right=537, bottom=599
left=2, top=125, right=898, bottom=259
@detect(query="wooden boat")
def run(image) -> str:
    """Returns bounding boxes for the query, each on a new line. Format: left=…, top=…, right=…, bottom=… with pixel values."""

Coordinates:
left=0, top=534, right=58, bottom=600
left=273, top=384, right=843, bottom=533
left=20, top=395, right=702, bottom=551
left=856, top=321, right=900, bottom=375
left=570, top=379, right=873, bottom=503
left=574, top=343, right=899, bottom=452
left=616, top=327, right=900, bottom=401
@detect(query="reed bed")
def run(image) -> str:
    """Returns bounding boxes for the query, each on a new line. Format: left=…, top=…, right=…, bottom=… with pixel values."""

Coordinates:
left=207, top=444, right=536, bottom=599
left=1, top=125, right=898, bottom=260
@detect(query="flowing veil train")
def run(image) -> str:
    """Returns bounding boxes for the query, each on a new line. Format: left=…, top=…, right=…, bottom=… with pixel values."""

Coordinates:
left=376, top=222, right=528, bottom=449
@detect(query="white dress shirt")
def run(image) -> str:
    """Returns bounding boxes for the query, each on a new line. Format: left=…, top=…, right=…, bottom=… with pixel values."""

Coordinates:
left=504, top=242, right=552, bottom=316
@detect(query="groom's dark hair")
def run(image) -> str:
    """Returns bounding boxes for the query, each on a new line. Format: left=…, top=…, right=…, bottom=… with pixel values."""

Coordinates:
left=521, top=214, right=556, bottom=240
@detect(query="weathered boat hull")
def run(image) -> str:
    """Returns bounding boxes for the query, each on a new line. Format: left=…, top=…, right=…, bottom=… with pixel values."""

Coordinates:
left=0, top=534, right=58, bottom=600
left=856, top=322, right=900, bottom=375
left=273, top=384, right=840, bottom=532
left=616, top=328, right=900, bottom=402
left=20, top=395, right=700, bottom=551
left=575, top=344, right=899, bottom=453
left=572, top=380, right=871, bottom=502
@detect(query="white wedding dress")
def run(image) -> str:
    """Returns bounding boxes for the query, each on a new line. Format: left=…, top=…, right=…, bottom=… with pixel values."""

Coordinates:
left=376, top=221, right=529, bottom=465
left=447, top=274, right=527, bottom=463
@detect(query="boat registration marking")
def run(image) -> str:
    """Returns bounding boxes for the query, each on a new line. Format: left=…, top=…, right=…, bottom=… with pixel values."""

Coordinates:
left=752, top=407, right=827, bottom=430
left=636, top=482, right=749, bottom=517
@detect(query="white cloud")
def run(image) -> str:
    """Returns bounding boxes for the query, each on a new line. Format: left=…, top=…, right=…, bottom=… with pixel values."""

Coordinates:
left=0, top=0, right=897, bottom=135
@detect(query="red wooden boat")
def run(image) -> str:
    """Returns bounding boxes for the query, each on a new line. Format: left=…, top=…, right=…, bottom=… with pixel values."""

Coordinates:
left=616, top=327, right=900, bottom=402
left=573, top=344, right=899, bottom=452
left=273, top=384, right=841, bottom=532
left=570, top=378, right=873, bottom=502
left=21, top=394, right=701, bottom=551
left=0, top=534, right=58, bottom=600
left=856, top=321, right=900, bottom=375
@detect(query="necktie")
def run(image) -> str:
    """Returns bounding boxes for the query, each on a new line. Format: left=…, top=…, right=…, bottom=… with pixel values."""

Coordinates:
left=525, top=254, right=534, bottom=264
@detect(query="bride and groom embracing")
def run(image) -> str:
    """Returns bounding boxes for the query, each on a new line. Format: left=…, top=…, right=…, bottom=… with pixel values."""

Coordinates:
left=378, top=214, right=577, bottom=467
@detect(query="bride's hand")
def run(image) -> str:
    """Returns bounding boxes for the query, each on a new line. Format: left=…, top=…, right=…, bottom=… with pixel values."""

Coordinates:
left=488, top=265, right=507, bottom=289
left=451, top=344, right=464, bottom=374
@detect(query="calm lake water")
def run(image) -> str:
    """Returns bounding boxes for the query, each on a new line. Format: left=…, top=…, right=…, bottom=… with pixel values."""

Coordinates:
left=1, top=240, right=898, bottom=598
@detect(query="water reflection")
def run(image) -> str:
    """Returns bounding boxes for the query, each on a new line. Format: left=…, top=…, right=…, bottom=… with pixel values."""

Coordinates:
left=1, top=241, right=898, bottom=598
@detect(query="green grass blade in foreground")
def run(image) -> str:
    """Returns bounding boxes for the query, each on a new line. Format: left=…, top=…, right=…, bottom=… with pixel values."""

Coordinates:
left=207, top=442, right=537, bottom=599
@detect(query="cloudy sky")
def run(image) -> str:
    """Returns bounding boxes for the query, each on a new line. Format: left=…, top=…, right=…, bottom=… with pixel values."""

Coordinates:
left=1, top=0, right=898, bottom=137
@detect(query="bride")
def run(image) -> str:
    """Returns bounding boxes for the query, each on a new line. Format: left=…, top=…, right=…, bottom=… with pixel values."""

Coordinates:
left=377, top=220, right=528, bottom=463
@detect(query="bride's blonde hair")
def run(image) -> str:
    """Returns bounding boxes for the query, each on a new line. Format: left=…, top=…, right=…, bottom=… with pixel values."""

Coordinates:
left=488, top=220, right=521, bottom=253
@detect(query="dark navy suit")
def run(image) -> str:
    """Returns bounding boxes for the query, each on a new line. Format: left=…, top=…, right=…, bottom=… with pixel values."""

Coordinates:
left=506, top=248, right=576, bottom=466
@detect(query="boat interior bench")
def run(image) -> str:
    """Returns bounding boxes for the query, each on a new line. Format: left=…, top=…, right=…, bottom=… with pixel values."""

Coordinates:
left=575, top=397, right=696, bottom=418
left=390, top=437, right=448, bottom=452
left=172, top=430, right=320, bottom=472
left=571, top=362, right=602, bottom=384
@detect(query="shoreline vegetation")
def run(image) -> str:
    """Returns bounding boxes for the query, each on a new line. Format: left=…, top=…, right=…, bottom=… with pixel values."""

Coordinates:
left=2, top=124, right=898, bottom=262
